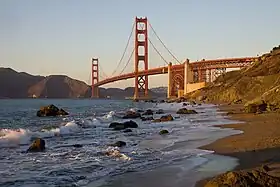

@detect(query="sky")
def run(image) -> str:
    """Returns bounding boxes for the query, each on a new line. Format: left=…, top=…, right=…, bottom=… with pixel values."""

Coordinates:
left=1, top=0, right=280, bottom=88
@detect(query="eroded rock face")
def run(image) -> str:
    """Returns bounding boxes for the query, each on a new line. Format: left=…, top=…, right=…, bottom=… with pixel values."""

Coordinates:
left=205, top=169, right=280, bottom=187
left=37, top=104, right=68, bottom=117
left=27, top=138, right=46, bottom=152
left=176, top=108, right=198, bottom=114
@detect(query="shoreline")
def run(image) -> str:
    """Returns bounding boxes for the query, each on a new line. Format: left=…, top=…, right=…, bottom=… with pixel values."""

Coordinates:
left=195, top=103, right=280, bottom=186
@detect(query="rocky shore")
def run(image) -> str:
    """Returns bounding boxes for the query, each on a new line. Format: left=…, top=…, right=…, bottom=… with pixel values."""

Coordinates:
left=195, top=103, right=280, bottom=187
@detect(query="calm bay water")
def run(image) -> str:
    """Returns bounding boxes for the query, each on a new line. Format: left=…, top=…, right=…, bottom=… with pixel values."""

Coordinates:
left=0, top=99, right=242, bottom=187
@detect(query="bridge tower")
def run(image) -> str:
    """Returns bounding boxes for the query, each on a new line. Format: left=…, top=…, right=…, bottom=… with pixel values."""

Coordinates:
left=134, top=17, right=148, bottom=100
left=91, top=58, right=99, bottom=98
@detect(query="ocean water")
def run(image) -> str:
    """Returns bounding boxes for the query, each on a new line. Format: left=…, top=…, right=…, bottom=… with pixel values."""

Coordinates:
left=0, top=99, right=243, bottom=187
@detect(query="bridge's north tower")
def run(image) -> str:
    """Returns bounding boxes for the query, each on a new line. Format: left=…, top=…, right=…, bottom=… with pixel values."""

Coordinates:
left=91, top=58, right=99, bottom=98
left=134, top=17, right=148, bottom=100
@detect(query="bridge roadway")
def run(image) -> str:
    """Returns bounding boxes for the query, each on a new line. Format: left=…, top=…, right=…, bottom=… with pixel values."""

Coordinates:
left=95, top=57, right=258, bottom=87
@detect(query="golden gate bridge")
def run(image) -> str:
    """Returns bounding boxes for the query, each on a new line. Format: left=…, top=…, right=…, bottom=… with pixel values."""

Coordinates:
left=90, top=17, right=258, bottom=99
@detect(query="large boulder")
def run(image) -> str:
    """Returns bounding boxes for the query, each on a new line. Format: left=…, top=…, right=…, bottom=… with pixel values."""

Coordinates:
left=37, top=104, right=68, bottom=117
left=109, top=120, right=138, bottom=130
left=27, top=138, right=46, bottom=152
left=205, top=169, right=280, bottom=187
left=176, top=108, right=198, bottom=114
left=122, top=111, right=141, bottom=119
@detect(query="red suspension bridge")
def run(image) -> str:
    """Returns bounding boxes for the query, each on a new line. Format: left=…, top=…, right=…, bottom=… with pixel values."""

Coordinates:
left=91, top=17, right=258, bottom=99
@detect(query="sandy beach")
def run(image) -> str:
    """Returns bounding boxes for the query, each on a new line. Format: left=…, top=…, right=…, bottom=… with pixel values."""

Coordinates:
left=196, top=103, right=280, bottom=186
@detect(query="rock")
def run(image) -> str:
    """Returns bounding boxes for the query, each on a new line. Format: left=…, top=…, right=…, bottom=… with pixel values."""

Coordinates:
left=189, top=100, right=197, bottom=105
left=155, top=109, right=164, bottom=114
left=73, top=144, right=83, bottom=148
left=159, top=100, right=165, bottom=103
left=109, top=122, right=126, bottom=130
left=159, top=129, right=169, bottom=135
left=153, top=114, right=174, bottom=122
left=123, top=120, right=138, bottom=128
left=133, top=99, right=139, bottom=102
left=137, top=109, right=144, bottom=113
left=142, top=109, right=153, bottom=116
left=141, top=116, right=154, bottom=121
left=176, top=108, right=198, bottom=114
left=122, top=111, right=141, bottom=119
left=205, top=169, right=280, bottom=187
left=123, top=129, right=132, bottom=133
left=109, top=120, right=138, bottom=130
left=183, top=103, right=188, bottom=106
left=109, top=141, right=126, bottom=147
left=160, top=114, right=174, bottom=122
left=27, top=138, right=46, bottom=152
left=37, top=104, right=68, bottom=117
left=233, top=99, right=242, bottom=104
left=244, top=100, right=267, bottom=113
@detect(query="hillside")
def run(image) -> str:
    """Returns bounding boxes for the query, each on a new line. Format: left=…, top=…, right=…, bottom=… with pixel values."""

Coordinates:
left=0, top=68, right=166, bottom=99
left=0, top=68, right=44, bottom=98
left=28, top=75, right=89, bottom=98
left=187, top=45, right=280, bottom=106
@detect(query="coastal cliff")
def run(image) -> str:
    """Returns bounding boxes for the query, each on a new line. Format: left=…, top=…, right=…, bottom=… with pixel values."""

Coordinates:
left=188, top=45, right=280, bottom=107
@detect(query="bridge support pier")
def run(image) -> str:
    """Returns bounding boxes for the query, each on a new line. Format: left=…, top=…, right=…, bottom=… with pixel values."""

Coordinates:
left=184, top=59, right=190, bottom=95
left=167, top=62, right=172, bottom=99
left=91, top=58, right=99, bottom=98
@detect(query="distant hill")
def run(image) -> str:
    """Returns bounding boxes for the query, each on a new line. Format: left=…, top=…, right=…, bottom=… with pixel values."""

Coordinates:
left=0, top=68, right=44, bottom=98
left=0, top=67, right=167, bottom=99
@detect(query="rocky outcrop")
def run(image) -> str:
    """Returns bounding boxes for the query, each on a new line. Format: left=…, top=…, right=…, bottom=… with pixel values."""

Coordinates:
left=141, top=116, right=154, bottom=121
left=176, top=108, right=198, bottom=114
left=109, top=120, right=138, bottom=130
left=27, top=138, right=46, bottom=152
left=36, top=104, right=68, bottom=117
left=205, top=168, right=280, bottom=187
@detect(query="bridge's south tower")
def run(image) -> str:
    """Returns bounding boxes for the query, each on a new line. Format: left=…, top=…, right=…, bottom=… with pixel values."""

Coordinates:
left=134, top=17, right=148, bottom=100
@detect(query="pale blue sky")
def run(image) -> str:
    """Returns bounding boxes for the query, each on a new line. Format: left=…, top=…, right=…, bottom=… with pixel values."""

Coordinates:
left=1, top=0, right=279, bottom=88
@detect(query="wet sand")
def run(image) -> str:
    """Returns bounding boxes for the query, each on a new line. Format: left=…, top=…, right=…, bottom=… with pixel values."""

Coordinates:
left=196, top=104, right=280, bottom=186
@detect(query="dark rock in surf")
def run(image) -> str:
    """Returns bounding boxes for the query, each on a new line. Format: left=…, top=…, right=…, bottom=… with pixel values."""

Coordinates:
left=155, top=109, right=164, bottom=114
left=109, top=120, right=138, bottom=130
left=73, top=144, right=83, bottom=148
left=142, top=109, right=153, bottom=116
left=122, top=111, right=141, bottom=119
left=123, top=120, right=138, bottom=128
left=153, top=114, right=173, bottom=122
left=27, top=138, right=46, bottom=152
left=176, top=108, right=198, bottom=114
left=109, top=141, right=126, bottom=147
left=36, top=104, right=68, bottom=117
left=159, top=129, right=169, bottom=135
left=123, top=129, right=132, bottom=133
left=141, top=116, right=154, bottom=121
